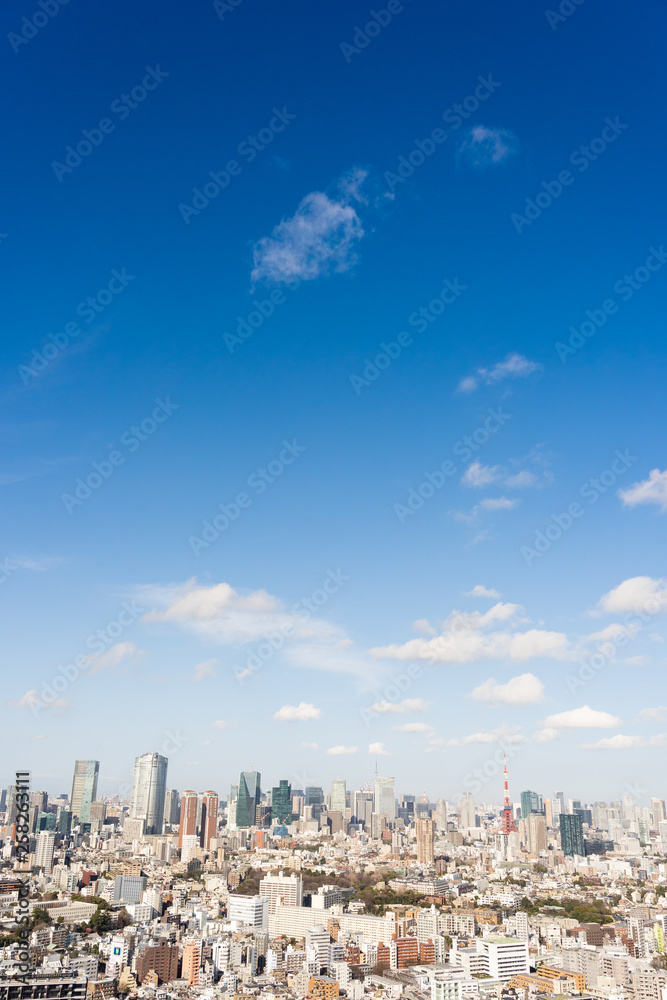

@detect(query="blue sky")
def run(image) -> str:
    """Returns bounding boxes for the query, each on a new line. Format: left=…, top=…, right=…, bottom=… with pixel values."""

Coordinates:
left=2, top=0, right=667, bottom=807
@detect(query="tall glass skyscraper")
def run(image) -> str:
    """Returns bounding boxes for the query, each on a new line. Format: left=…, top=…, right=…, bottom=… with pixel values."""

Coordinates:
left=559, top=813, right=585, bottom=857
left=374, top=776, right=396, bottom=820
left=271, top=780, right=292, bottom=824
left=330, top=779, right=347, bottom=814
left=129, top=752, right=168, bottom=835
left=236, top=770, right=261, bottom=827
left=70, top=760, right=99, bottom=824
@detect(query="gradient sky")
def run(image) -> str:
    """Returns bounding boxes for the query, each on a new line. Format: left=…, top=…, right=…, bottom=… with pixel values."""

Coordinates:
left=2, top=0, right=667, bottom=808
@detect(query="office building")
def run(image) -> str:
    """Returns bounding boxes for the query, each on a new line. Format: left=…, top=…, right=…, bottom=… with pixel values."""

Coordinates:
left=560, top=813, right=585, bottom=857
left=114, top=875, right=147, bottom=903
left=236, top=770, right=261, bottom=828
left=460, top=792, right=475, bottom=830
left=520, top=790, right=543, bottom=819
left=201, top=790, right=218, bottom=849
left=271, top=780, right=293, bottom=824
left=163, top=789, right=180, bottom=826
left=228, top=895, right=268, bottom=930
left=374, top=776, right=396, bottom=821
left=35, top=831, right=55, bottom=872
left=526, top=813, right=547, bottom=855
left=305, top=786, right=324, bottom=818
left=129, top=752, right=167, bottom=835
left=331, top=780, right=347, bottom=815
left=259, top=871, right=303, bottom=913
left=435, top=798, right=448, bottom=831
left=178, top=790, right=198, bottom=849
left=70, top=760, right=99, bottom=824
left=416, top=816, right=435, bottom=863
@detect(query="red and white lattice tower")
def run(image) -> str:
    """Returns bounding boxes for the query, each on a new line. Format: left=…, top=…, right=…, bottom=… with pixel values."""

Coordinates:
left=500, top=755, right=517, bottom=834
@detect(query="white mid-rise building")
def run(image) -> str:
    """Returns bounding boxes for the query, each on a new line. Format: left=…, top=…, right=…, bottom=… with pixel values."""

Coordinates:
left=258, top=872, right=303, bottom=913
left=228, top=894, right=268, bottom=931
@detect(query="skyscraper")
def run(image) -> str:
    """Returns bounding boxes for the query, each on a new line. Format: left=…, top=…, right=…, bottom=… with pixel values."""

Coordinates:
left=305, top=786, right=324, bottom=818
left=331, top=779, right=347, bottom=815
left=435, top=799, right=448, bottom=832
left=374, top=776, right=396, bottom=821
left=559, top=813, right=584, bottom=857
left=236, top=770, right=261, bottom=828
left=35, top=830, right=56, bottom=872
left=520, top=790, right=543, bottom=819
left=460, top=792, right=476, bottom=830
left=416, top=816, right=435, bottom=863
left=201, top=790, right=218, bottom=849
left=70, top=760, right=99, bottom=824
left=178, top=791, right=198, bottom=849
left=271, top=780, right=293, bottom=824
left=163, top=789, right=180, bottom=827
left=129, top=752, right=167, bottom=835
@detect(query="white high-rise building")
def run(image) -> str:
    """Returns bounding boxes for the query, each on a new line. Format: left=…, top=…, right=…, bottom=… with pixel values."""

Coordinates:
left=374, top=776, right=396, bottom=821
left=476, top=937, right=529, bottom=979
left=651, top=798, right=666, bottom=825
left=35, top=831, right=55, bottom=872
left=228, top=895, right=268, bottom=930
left=460, top=793, right=475, bottom=830
left=70, top=760, right=99, bottom=824
left=435, top=798, right=448, bottom=831
left=331, top=779, right=347, bottom=814
left=129, top=752, right=167, bottom=835
left=306, top=926, right=330, bottom=973
left=258, top=872, right=303, bottom=913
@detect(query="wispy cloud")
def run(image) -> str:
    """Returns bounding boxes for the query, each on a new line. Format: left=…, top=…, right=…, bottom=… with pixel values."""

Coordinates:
left=368, top=698, right=429, bottom=714
left=457, top=125, right=519, bottom=169
left=466, top=585, right=501, bottom=598
left=326, top=744, right=358, bottom=755
left=251, top=169, right=367, bottom=286
left=189, top=658, right=217, bottom=682
left=368, top=742, right=390, bottom=756
left=457, top=352, right=542, bottom=393
left=583, top=733, right=667, bottom=750
left=7, top=689, right=70, bottom=712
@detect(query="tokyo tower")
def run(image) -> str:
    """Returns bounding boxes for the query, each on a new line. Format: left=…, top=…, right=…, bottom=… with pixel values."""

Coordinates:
left=500, top=755, right=517, bottom=834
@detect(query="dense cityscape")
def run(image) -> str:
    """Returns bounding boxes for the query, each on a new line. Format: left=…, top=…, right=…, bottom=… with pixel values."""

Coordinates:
left=2, top=755, right=667, bottom=1000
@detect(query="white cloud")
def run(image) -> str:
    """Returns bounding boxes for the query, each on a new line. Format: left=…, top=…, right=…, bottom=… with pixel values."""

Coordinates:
left=462, top=462, right=502, bottom=488
left=450, top=497, right=519, bottom=523
left=445, top=726, right=526, bottom=747
left=596, top=576, right=667, bottom=615
left=30, top=734, right=46, bottom=741
left=533, top=728, right=559, bottom=743
left=619, top=469, right=667, bottom=512
left=326, top=745, right=358, bottom=755
left=470, top=672, right=545, bottom=706
left=368, top=742, right=390, bottom=756
left=457, top=352, right=542, bottom=393
left=141, top=579, right=349, bottom=674
left=302, top=742, right=319, bottom=750
left=371, top=601, right=568, bottom=665
left=504, top=470, right=539, bottom=488
left=7, top=689, right=70, bottom=712
left=392, top=722, right=433, bottom=734
left=457, top=125, right=519, bottom=169
left=368, top=698, right=429, bottom=714
left=273, top=702, right=323, bottom=722
left=87, top=641, right=142, bottom=675
left=413, top=618, right=437, bottom=636
left=639, top=705, right=667, bottom=721
left=582, top=734, right=667, bottom=750
left=586, top=623, right=637, bottom=643
left=466, top=585, right=501, bottom=598
left=190, top=658, right=217, bottom=682
left=211, top=719, right=233, bottom=730
left=251, top=172, right=366, bottom=285
left=543, top=705, right=621, bottom=729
